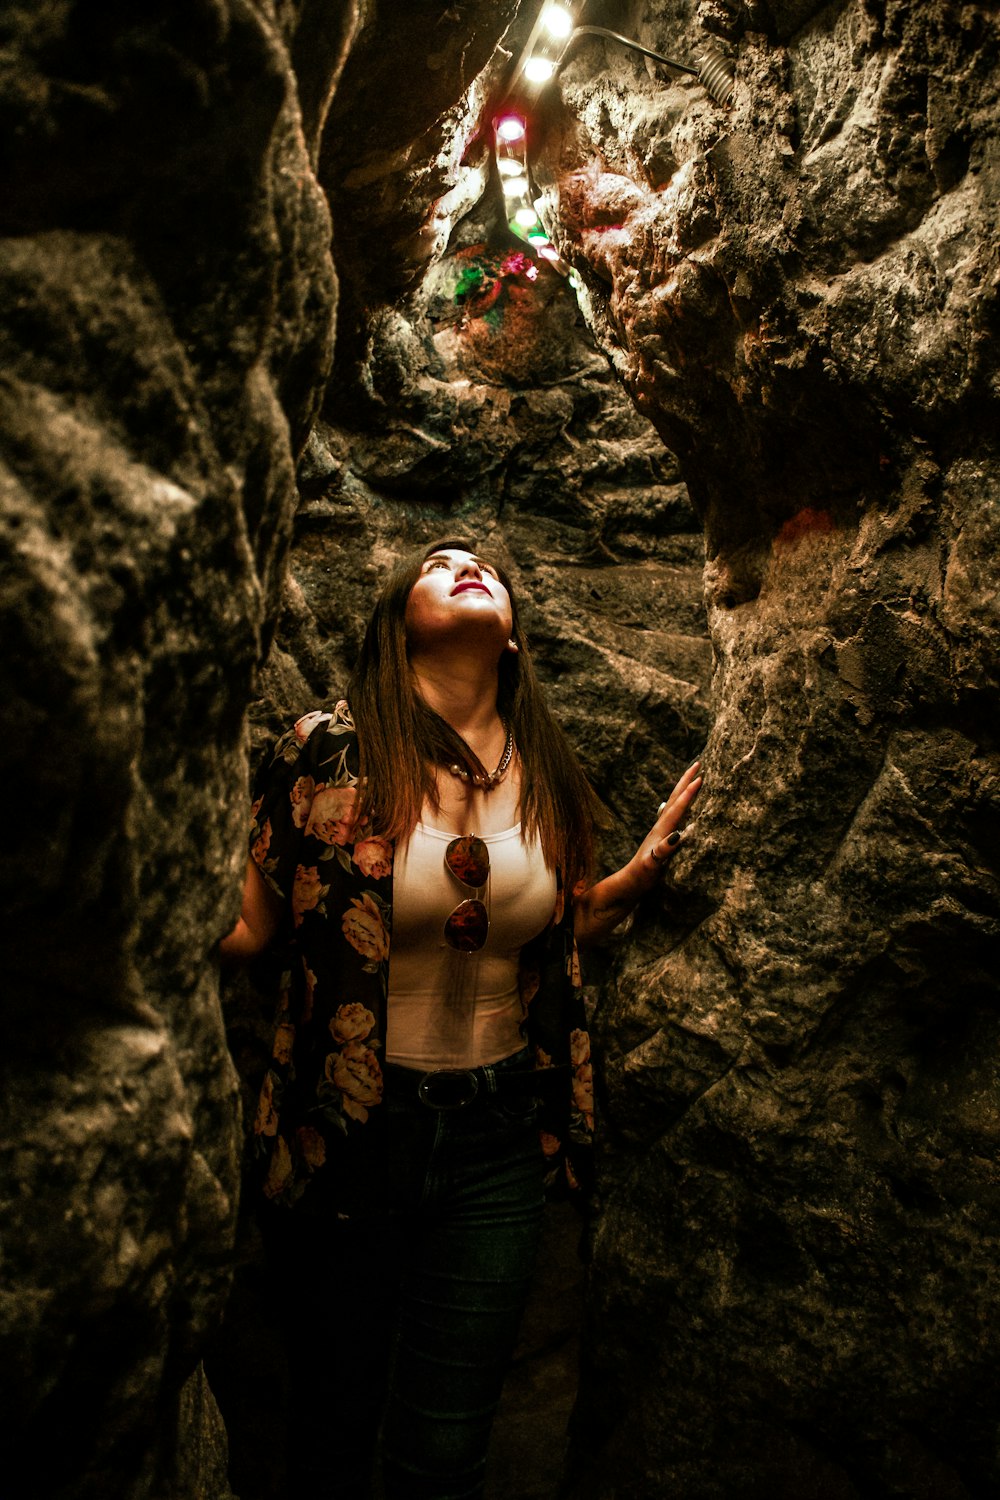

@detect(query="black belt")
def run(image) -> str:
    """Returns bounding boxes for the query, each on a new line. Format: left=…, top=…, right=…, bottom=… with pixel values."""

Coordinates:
left=384, top=1061, right=570, bottom=1112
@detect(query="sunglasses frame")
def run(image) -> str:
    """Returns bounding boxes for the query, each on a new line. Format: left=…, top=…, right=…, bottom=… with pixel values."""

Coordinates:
left=444, top=834, right=490, bottom=953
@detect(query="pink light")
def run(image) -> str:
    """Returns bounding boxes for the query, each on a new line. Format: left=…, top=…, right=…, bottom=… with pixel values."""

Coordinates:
left=537, top=245, right=560, bottom=262
left=496, top=115, right=526, bottom=143
left=525, top=264, right=539, bottom=280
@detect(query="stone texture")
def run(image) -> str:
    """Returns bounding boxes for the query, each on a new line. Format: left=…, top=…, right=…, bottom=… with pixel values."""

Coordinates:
left=5, top=0, right=1000, bottom=1496
left=215, top=221, right=712, bottom=1497
left=527, top=2, right=1000, bottom=1495
left=0, top=2, right=347, bottom=1494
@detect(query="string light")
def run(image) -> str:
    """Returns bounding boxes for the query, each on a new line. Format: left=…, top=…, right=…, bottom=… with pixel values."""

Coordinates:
left=491, top=3, right=736, bottom=304
left=495, top=115, right=526, bottom=142
left=513, top=2, right=735, bottom=105
left=540, top=4, right=574, bottom=40
left=493, top=4, right=730, bottom=290
left=491, top=109, right=566, bottom=271
left=514, top=0, right=586, bottom=93
left=524, top=56, right=556, bottom=83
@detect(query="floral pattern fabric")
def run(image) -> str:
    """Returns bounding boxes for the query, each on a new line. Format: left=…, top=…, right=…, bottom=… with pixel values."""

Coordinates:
left=248, top=701, right=592, bottom=1215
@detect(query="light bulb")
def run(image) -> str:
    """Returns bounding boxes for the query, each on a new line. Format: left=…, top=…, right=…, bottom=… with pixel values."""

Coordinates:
left=514, top=206, right=540, bottom=227
left=537, top=245, right=560, bottom=262
left=524, top=56, right=556, bottom=83
left=502, top=175, right=531, bottom=198
left=497, top=156, right=523, bottom=178
left=540, top=4, right=574, bottom=40
left=496, top=115, right=526, bottom=142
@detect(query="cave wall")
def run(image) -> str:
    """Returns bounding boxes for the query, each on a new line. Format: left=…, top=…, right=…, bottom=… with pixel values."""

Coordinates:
left=0, top=2, right=351, bottom=1494
left=272, top=1, right=1000, bottom=1495
left=3, top=0, right=999, bottom=1497
left=534, top=3, right=1000, bottom=1496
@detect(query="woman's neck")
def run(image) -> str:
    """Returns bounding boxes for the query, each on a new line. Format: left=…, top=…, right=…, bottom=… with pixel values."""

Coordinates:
left=409, top=654, right=518, bottom=836
left=409, top=654, right=503, bottom=744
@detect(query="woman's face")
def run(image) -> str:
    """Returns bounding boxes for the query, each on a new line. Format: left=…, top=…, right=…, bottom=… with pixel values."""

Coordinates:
left=404, top=548, right=514, bottom=657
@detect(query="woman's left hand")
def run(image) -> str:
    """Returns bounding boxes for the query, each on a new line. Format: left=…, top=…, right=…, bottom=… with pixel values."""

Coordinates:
left=574, top=760, right=703, bottom=947
left=637, top=759, right=703, bottom=879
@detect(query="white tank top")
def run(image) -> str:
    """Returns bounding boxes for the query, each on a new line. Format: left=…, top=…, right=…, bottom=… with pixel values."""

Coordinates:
left=386, top=821, right=557, bottom=1070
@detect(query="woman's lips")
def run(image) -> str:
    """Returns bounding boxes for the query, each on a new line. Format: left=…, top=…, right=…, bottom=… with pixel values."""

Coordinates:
left=451, top=581, right=491, bottom=595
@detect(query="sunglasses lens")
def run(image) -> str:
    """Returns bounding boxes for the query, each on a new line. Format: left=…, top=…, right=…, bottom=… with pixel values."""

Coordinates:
left=445, top=835, right=490, bottom=889
left=444, top=898, right=489, bottom=953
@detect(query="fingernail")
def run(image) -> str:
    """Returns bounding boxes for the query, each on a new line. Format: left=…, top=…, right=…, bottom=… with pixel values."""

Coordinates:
left=667, top=831, right=681, bottom=846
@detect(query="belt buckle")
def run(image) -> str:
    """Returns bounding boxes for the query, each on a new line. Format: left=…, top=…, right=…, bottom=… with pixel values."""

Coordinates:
left=417, top=1069, right=480, bottom=1110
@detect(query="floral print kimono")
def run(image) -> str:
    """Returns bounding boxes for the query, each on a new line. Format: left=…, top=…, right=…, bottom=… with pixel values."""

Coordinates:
left=248, top=701, right=593, bottom=1217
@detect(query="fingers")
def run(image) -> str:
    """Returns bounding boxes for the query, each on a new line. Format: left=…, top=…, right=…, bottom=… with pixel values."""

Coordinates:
left=655, top=764, right=702, bottom=828
left=673, top=760, right=703, bottom=800
left=648, top=761, right=703, bottom=873
left=650, top=829, right=682, bottom=865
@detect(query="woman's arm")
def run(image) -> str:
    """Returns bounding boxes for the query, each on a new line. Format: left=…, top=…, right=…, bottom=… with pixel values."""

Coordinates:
left=574, top=761, right=702, bottom=947
left=219, top=856, right=283, bottom=961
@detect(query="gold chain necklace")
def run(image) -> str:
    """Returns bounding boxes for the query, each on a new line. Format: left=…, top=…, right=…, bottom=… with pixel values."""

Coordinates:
left=447, top=721, right=514, bottom=790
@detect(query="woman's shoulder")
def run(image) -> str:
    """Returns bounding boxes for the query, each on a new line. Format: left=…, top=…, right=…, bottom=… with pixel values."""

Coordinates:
left=290, top=699, right=354, bottom=743
left=268, top=699, right=358, bottom=774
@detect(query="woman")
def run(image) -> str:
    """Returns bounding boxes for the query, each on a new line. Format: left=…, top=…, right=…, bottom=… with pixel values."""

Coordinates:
left=222, top=539, right=701, bottom=1499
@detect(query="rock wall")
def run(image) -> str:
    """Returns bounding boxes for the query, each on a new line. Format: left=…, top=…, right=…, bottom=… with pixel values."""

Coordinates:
left=0, top=3, right=350, bottom=1495
left=532, top=2, right=1000, bottom=1495
left=4, top=0, right=999, bottom=1496
left=215, top=66, right=713, bottom=1500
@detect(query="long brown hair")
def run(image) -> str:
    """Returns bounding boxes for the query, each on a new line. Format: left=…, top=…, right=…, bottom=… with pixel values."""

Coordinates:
left=348, top=538, right=601, bottom=889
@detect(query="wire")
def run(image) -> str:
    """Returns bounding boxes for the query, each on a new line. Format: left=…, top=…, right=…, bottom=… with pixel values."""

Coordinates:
left=561, top=25, right=736, bottom=105
left=570, top=24, right=698, bottom=78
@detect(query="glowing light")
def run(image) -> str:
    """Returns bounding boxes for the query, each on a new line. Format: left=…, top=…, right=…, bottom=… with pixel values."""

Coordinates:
left=540, top=4, right=574, bottom=40
left=497, top=156, right=523, bottom=178
left=525, top=263, right=540, bottom=281
left=514, top=206, right=540, bottom=227
left=527, top=226, right=550, bottom=243
left=496, top=115, right=526, bottom=142
left=538, top=245, right=560, bottom=262
left=524, top=56, right=556, bottom=83
left=502, top=175, right=530, bottom=198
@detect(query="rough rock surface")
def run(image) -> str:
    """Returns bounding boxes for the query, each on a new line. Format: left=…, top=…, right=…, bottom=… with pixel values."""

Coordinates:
left=0, top=2, right=347, bottom=1495
left=4, top=0, right=1000, bottom=1497
left=215, top=214, right=712, bottom=1500
left=530, top=2, right=1000, bottom=1495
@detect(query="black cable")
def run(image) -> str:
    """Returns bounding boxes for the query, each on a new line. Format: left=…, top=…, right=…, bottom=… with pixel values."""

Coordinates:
left=570, top=24, right=698, bottom=78
left=563, top=25, right=735, bottom=105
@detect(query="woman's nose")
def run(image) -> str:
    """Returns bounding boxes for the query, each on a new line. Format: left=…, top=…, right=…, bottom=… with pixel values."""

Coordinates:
left=453, top=557, right=482, bottom=581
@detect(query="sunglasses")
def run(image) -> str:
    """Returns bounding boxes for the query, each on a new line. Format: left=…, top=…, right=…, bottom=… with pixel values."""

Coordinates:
left=444, top=835, right=490, bottom=953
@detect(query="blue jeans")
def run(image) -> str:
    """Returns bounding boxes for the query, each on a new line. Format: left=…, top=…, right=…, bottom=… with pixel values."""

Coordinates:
left=263, top=1050, right=546, bottom=1499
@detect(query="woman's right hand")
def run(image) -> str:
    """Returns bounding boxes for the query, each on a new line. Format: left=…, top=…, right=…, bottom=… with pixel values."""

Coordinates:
left=219, top=857, right=282, bottom=961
